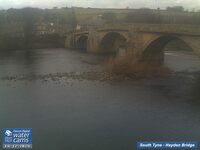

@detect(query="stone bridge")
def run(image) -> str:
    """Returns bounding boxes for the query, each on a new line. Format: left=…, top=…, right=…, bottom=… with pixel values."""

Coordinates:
left=65, top=23, right=200, bottom=64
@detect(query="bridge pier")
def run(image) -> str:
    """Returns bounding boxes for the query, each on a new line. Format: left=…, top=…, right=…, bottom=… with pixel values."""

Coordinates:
left=87, top=30, right=99, bottom=53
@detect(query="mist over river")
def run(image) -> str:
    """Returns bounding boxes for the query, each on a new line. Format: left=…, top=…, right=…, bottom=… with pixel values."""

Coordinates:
left=0, top=48, right=200, bottom=150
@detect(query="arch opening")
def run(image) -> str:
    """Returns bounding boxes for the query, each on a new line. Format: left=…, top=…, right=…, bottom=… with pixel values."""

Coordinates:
left=76, top=35, right=88, bottom=52
left=100, top=32, right=127, bottom=55
left=142, top=36, right=194, bottom=66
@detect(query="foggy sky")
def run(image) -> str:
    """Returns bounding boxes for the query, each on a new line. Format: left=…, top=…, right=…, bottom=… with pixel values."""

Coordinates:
left=0, top=0, right=200, bottom=10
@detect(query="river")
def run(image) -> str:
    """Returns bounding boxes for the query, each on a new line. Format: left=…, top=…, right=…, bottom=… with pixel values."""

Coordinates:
left=0, top=48, right=200, bottom=150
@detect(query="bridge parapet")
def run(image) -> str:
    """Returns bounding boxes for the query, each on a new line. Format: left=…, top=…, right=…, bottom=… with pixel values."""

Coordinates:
left=100, top=23, right=200, bottom=36
left=71, top=23, right=200, bottom=36
left=134, top=24, right=200, bottom=36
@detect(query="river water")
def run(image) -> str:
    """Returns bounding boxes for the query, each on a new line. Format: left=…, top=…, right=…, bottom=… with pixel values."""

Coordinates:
left=0, top=48, right=200, bottom=150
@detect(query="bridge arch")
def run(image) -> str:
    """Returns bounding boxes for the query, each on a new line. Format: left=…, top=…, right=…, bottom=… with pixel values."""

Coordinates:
left=99, top=32, right=127, bottom=54
left=141, top=35, right=195, bottom=64
left=76, top=35, right=88, bottom=51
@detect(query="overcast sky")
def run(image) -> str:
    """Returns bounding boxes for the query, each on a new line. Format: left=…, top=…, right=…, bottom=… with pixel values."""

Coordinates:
left=0, top=0, right=200, bottom=10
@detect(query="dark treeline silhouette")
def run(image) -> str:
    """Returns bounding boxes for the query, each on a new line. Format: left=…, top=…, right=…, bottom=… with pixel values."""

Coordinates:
left=0, top=7, right=76, bottom=50
left=0, top=7, right=77, bottom=25
left=166, top=6, right=184, bottom=12
left=124, top=8, right=200, bottom=24
left=124, top=9, right=161, bottom=23
left=102, top=12, right=117, bottom=23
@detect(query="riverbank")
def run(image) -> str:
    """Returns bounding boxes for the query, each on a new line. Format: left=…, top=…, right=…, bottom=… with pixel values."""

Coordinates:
left=0, top=34, right=65, bottom=51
